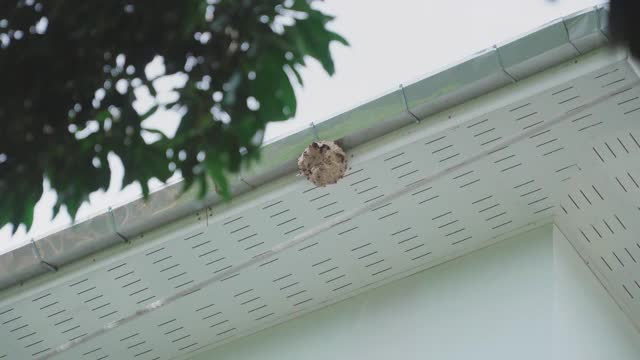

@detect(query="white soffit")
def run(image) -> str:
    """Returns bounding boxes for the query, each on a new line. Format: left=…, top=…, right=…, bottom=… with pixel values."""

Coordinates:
left=1, top=48, right=639, bottom=360
left=2, top=19, right=640, bottom=360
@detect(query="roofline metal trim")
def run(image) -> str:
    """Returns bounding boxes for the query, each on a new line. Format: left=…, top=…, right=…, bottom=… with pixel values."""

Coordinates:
left=0, top=5, right=618, bottom=291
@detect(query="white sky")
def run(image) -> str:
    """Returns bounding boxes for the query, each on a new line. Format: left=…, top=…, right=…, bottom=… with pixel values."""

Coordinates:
left=0, top=0, right=603, bottom=253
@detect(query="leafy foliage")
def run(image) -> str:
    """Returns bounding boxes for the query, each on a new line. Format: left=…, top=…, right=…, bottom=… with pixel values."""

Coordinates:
left=0, top=0, right=347, bottom=233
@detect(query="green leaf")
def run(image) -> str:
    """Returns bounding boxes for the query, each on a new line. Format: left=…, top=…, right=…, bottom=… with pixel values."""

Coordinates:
left=0, top=0, right=347, bottom=232
left=205, top=157, right=230, bottom=199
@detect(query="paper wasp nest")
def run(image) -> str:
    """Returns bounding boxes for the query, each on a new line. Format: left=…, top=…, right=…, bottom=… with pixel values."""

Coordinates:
left=297, top=141, right=347, bottom=186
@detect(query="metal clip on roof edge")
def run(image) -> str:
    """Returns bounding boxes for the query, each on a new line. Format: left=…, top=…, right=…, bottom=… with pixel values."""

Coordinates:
left=596, top=4, right=610, bottom=41
left=30, top=239, right=58, bottom=272
left=561, top=17, right=583, bottom=56
left=108, top=206, right=129, bottom=244
left=494, top=45, right=518, bottom=83
left=399, top=84, right=421, bottom=123
left=309, top=122, right=320, bottom=141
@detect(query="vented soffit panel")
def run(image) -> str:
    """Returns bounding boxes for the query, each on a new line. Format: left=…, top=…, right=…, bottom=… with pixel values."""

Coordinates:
left=0, top=5, right=613, bottom=290
left=4, top=4, right=640, bottom=360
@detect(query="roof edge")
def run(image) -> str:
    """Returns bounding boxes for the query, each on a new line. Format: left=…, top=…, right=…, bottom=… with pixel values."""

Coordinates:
left=0, top=5, right=617, bottom=290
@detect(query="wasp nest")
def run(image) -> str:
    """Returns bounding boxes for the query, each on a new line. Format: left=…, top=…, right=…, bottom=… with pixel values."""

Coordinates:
left=297, top=141, right=347, bottom=186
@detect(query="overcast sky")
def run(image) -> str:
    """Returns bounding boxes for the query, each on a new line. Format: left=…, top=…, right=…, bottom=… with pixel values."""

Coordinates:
left=0, top=0, right=603, bottom=253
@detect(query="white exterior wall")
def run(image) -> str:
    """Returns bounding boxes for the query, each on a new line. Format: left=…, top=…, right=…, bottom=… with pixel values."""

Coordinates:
left=553, top=226, right=640, bottom=358
left=189, top=225, right=640, bottom=359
